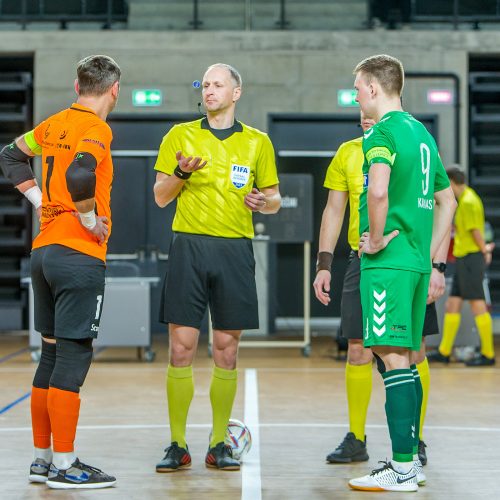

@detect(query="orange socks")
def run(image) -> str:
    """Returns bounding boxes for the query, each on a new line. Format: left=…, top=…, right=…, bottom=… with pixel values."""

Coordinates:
left=47, top=387, right=81, bottom=452
left=31, top=387, right=51, bottom=449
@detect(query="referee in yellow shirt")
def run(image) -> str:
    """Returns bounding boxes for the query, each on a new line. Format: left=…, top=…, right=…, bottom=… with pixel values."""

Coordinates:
left=313, top=113, right=448, bottom=466
left=153, top=63, right=281, bottom=472
left=428, top=167, right=495, bottom=366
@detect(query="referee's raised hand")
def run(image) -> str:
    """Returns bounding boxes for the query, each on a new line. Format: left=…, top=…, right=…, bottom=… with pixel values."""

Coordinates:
left=176, top=150, right=207, bottom=173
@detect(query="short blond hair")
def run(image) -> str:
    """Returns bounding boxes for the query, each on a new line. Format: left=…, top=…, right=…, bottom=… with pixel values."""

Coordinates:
left=354, top=54, right=404, bottom=97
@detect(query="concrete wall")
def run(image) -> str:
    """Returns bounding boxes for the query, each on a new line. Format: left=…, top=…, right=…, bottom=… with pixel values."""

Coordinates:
left=1, top=29, right=500, bottom=165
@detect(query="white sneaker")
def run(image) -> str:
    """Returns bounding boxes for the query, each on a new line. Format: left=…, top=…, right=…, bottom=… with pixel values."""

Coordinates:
left=414, top=458, right=426, bottom=486
left=349, top=461, right=418, bottom=492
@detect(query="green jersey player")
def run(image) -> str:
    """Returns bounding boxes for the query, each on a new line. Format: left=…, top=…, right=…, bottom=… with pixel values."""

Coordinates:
left=348, top=54, right=456, bottom=493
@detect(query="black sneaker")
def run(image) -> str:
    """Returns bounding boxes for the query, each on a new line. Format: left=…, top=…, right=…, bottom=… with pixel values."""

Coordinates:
left=426, top=350, right=450, bottom=363
left=465, top=354, right=495, bottom=367
left=418, top=440, right=427, bottom=466
left=326, top=432, right=369, bottom=463
left=29, top=457, right=50, bottom=483
left=205, top=442, right=240, bottom=470
left=156, top=442, right=192, bottom=472
left=46, top=458, right=116, bottom=489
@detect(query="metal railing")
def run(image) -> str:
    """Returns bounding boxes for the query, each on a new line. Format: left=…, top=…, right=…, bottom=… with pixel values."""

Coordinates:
left=410, top=0, right=500, bottom=28
left=369, top=1, right=500, bottom=29
left=188, top=0, right=290, bottom=30
left=0, top=0, right=127, bottom=29
left=411, top=0, right=500, bottom=27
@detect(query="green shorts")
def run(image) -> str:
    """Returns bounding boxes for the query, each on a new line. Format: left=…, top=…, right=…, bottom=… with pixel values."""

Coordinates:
left=360, top=268, right=430, bottom=351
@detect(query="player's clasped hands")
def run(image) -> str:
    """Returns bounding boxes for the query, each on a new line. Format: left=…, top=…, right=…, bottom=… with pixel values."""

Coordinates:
left=244, top=188, right=266, bottom=212
left=313, top=270, right=332, bottom=306
left=176, top=150, right=207, bottom=173
left=358, top=229, right=399, bottom=256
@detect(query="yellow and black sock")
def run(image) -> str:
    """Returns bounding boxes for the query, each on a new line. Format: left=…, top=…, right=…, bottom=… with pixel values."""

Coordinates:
left=166, top=365, right=194, bottom=448
left=209, top=366, right=237, bottom=448
left=410, top=364, right=422, bottom=454
left=439, top=313, right=461, bottom=356
left=416, top=358, right=430, bottom=440
left=346, top=362, right=372, bottom=442
left=475, top=312, right=495, bottom=359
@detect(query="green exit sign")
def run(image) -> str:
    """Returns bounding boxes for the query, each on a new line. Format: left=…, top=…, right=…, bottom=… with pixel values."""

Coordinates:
left=132, top=89, right=162, bottom=107
left=337, top=89, right=358, bottom=107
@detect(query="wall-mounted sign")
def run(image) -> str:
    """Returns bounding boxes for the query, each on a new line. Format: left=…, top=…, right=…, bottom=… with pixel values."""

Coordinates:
left=132, top=89, right=162, bottom=107
left=427, top=89, right=453, bottom=105
left=337, top=89, right=358, bottom=107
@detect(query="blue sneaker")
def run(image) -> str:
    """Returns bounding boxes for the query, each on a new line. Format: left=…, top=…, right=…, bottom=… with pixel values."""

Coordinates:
left=46, top=458, right=116, bottom=489
left=29, top=458, right=50, bottom=483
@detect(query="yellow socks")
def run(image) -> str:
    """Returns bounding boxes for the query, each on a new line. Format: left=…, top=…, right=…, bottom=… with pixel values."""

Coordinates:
left=166, top=365, right=194, bottom=448
left=346, top=362, right=372, bottom=442
left=416, top=358, right=430, bottom=440
left=439, top=313, right=461, bottom=356
left=475, top=312, right=495, bottom=359
left=209, top=366, right=238, bottom=447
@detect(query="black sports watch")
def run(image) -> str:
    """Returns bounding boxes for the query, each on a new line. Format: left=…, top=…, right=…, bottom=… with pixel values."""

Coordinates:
left=432, top=262, right=447, bottom=273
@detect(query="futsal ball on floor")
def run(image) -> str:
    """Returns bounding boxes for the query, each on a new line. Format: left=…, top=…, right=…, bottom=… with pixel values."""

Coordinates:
left=209, top=419, right=252, bottom=460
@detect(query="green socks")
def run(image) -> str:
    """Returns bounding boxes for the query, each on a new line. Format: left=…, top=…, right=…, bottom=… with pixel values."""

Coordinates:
left=166, top=365, right=194, bottom=448
left=209, top=366, right=238, bottom=448
left=382, top=368, right=416, bottom=463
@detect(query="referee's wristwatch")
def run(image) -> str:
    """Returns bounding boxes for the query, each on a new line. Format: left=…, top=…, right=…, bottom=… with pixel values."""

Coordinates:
left=432, top=262, right=447, bottom=273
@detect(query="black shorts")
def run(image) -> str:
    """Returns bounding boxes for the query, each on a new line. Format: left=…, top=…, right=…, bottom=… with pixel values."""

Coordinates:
left=31, top=244, right=105, bottom=339
left=340, top=251, right=439, bottom=339
left=450, top=252, right=485, bottom=300
left=159, top=233, right=259, bottom=330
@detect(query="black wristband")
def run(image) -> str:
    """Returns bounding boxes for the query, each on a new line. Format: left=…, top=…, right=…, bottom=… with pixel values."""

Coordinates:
left=173, top=165, right=192, bottom=180
left=316, top=251, right=333, bottom=274
left=432, top=262, right=447, bottom=273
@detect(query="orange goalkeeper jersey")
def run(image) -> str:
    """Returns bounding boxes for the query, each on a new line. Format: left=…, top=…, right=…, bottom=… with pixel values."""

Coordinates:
left=27, top=103, right=114, bottom=262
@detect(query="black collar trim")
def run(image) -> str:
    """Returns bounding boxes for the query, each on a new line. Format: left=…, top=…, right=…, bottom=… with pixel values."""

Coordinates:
left=201, top=117, right=243, bottom=140
left=70, top=106, right=95, bottom=115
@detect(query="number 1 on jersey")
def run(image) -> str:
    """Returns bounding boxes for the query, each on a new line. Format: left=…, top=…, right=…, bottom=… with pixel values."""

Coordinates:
left=95, top=294, right=103, bottom=320
left=45, top=156, right=55, bottom=202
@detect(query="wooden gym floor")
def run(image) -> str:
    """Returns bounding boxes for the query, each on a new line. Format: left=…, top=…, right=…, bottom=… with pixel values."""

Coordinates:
left=1, top=333, right=499, bottom=500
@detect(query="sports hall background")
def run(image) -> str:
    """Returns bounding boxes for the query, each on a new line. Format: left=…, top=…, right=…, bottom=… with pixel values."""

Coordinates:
left=1, top=1, right=499, bottom=340
left=1, top=2, right=499, bottom=499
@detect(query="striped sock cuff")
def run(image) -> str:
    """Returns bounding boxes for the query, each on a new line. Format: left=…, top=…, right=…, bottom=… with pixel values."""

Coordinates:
left=410, top=363, right=420, bottom=379
left=382, top=369, right=415, bottom=390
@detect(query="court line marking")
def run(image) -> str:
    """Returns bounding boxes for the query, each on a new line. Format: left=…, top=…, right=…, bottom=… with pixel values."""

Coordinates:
left=1, top=365, right=497, bottom=374
left=1, top=423, right=500, bottom=433
left=0, top=347, right=30, bottom=364
left=242, top=368, right=261, bottom=500
left=0, top=392, right=31, bottom=415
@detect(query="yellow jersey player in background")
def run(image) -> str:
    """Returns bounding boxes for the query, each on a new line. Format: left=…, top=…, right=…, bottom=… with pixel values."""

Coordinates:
left=428, top=166, right=495, bottom=366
